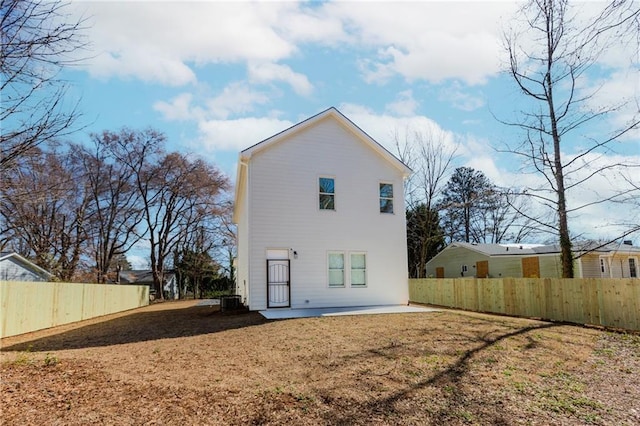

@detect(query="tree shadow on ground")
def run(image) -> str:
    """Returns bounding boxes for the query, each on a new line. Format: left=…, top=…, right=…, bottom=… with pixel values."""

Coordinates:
left=320, top=321, right=561, bottom=425
left=1, top=302, right=268, bottom=352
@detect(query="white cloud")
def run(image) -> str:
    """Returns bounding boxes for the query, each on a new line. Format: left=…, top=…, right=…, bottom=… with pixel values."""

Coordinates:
left=278, top=4, right=347, bottom=44
left=248, top=62, right=314, bottom=96
left=439, top=82, right=486, bottom=111
left=198, top=117, right=294, bottom=152
left=72, top=1, right=519, bottom=87
left=153, top=93, right=202, bottom=122
left=328, top=2, right=518, bottom=85
left=89, top=47, right=197, bottom=86
left=460, top=135, right=504, bottom=184
left=73, top=2, right=299, bottom=85
left=206, top=82, right=270, bottom=120
left=491, top=149, right=640, bottom=241
left=385, top=90, right=419, bottom=117
left=127, top=254, right=149, bottom=270
left=338, top=102, right=457, bottom=156
left=155, top=79, right=282, bottom=124
left=581, top=69, right=640, bottom=143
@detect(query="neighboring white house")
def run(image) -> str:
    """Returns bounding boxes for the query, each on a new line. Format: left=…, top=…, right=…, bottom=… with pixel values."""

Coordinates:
left=425, top=241, right=640, bottom=279
left=233, top=107, right=412, bottom=311
left=0, top=252, right=54, bottom=282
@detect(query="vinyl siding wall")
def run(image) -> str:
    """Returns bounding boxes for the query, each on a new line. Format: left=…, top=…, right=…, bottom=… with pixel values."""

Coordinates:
left=426, top=247, right=564, bottom=278
left=578, top=254, right=602, bottom=278
left=0, top=258, right=48, bottom=282
left=245, top=117, right=408, bottom=310
left=425, top=246, right=490, bottom=278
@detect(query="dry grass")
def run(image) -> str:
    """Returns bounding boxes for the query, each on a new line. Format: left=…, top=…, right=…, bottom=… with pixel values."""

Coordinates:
left=1, top=300, right=639, bottom=425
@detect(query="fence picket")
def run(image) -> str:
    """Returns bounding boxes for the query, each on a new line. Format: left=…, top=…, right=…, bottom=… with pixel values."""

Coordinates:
left=409, top=278, right=639, bottom=331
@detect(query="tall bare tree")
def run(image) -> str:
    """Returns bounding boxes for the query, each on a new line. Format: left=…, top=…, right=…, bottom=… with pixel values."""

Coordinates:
left=472, top=187, right=539, bottom=244
left=502, top=0, right=640, bottom=277
left=0, top=145, right=90, bottom=280
left=110, top=129, right=230, bottom=299
left=76, top=131, right=145, bottom=283
left=395, top=128, right=457, bottom=276
left=1, top=0, right=87, bottom=171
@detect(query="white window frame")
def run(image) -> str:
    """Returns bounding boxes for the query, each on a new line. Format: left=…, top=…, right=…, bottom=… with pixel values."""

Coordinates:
left=379, top=182, right=394, bottom=214
left=350, top=252, right=367, bottom=288
left=599, top=256, right=609, bottom=277
left=319, top=176, right=335, bottom=211
left=629, top=257, right=638, bottom=278
left=327, top=251, right=345, bottom=288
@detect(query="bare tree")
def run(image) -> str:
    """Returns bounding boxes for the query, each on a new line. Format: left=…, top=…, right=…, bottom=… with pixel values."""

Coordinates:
left=76, top=131, right=145, bottom=283
left=395, top=128, right=456, bottom=276
left=146, top=154, right=228, bottom=299
left=472, top=187, right=540, bottom=244
left=501, top=0, right=640, bottom=277
left=1, top=0, right=87, bottom=171
left=0, top=145, right=90, bottom=280
left=110, top=129, right=230, bottom=299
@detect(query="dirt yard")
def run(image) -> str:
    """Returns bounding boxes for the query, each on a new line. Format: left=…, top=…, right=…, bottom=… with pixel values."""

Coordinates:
left=1, top=300, right=639, bottom=425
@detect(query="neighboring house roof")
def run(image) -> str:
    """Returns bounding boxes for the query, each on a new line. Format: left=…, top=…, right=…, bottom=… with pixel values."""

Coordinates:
left=0, top=252, right=54, bottom=281
left=439, top=241, right=640, bottom=258
left=233, top=107, right=412, bottom=222
left=118, top=270, right=175, bottom=285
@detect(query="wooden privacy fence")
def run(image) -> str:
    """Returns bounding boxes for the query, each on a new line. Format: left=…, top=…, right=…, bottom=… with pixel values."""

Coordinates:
left=1, top=281, right=149, bottom=338
left=409, top=278, right=640, bottom=331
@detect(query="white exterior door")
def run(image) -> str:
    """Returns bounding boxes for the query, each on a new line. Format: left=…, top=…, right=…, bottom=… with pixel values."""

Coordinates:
left=266, top=249, right=290, bottom=308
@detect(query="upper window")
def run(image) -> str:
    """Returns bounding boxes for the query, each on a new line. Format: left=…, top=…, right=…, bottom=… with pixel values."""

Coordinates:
left=379, top=183, right=393, bottom=213
left=630, top=258, right=638, bottom=278
left=319, top=177, right=335, bottom=210
left=350, top=253, right=367, bottom=287
left=328, top=252, right=344, bottom=287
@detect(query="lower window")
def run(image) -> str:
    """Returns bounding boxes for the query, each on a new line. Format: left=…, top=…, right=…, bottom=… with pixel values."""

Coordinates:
left=328, top=251, right=367, bottom=288
left=350, top=253, right=367, bottom=287
left=328, top=252, right=345, bottom=287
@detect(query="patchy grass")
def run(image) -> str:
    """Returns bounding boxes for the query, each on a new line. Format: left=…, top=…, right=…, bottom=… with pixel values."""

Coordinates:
left=1, top=300, right=639, bottom=425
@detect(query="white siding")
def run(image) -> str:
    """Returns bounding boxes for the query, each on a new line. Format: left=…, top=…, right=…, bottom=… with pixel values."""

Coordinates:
left=245, top=116, right=408, bottom=310
left=0, top=258, right=48, bottom=282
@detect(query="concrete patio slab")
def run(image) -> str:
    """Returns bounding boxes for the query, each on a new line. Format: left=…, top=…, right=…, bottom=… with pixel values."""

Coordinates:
left=259, top=304, right=439, bottom=320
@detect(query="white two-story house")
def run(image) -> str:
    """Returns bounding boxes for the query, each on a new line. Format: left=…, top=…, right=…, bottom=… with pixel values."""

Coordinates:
left=233, top=107, right=411, bottom=311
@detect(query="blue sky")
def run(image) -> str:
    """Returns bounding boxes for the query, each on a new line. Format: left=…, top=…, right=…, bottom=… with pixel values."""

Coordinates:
left=59, top=1, right=639, bottom=263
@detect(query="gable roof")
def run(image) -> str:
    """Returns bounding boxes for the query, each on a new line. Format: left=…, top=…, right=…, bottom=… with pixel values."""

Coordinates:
left=118, top=270, right=175, bottom=285
left=233, top=107, right=412, bottom=223
left=239, top=107, right=412, bottom=174
left=0, top=252, right=54, bottom=280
